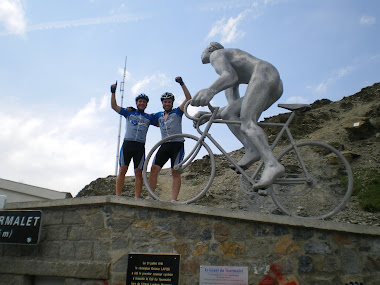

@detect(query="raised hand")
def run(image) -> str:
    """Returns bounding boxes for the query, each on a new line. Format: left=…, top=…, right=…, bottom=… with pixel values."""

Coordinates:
left=110, top=81, right=117, bottom=93
left=175, top=77, right=184, bottom=86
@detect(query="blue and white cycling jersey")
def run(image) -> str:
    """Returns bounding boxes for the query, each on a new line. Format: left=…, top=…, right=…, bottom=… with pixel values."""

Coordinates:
left=120, top=108, right=157, bottom=143
left=153, top=107, right=184, bottom=142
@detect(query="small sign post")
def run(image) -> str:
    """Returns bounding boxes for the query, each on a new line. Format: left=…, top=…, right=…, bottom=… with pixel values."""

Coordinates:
left=126, top=253, right=180, bottom=285
left=0, top=210, right=42, bottom=245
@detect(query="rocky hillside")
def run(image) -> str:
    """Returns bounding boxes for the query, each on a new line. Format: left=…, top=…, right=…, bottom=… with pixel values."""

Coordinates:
left=77, top=82, right=380, bottom=225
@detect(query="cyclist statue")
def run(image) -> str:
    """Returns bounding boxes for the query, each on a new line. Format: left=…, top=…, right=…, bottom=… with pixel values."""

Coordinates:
left=191, top=42, right=284, bottom=190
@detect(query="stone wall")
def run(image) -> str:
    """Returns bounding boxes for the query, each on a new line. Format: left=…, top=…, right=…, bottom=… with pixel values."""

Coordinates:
left=0, top=196, right=379, bottom=285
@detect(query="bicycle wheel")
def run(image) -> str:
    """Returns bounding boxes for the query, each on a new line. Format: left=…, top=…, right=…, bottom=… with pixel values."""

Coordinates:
left=143, top=134, right=216, bottom=204
left=270, top=141, right=353, bottom=219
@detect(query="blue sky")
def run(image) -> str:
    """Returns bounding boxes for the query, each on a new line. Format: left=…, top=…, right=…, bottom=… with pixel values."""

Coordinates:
left=0, top=0, right=379, bottom=196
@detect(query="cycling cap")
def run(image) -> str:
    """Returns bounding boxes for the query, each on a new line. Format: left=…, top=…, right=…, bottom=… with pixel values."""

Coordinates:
left=135, top=93, right=149, bottom=102
left=160, top=92, right=175, bottom=102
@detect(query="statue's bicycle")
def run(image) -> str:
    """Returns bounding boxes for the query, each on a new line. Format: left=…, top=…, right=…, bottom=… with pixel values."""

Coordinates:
left=142, top=101, right=353, bottom=219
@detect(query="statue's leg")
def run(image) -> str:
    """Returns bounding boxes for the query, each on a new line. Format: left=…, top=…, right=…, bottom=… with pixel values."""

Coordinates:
left=240, top=76, right=284, bottom=189
left=222, top=87, right=260, bottom=169
left=220, top=98, right=260, bottom=170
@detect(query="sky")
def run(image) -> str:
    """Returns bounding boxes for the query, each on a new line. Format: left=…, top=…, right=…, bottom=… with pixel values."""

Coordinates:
left=0, top=0, right=379, bottom=197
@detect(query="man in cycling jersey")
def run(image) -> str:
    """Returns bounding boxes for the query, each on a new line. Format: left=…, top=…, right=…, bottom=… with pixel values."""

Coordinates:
left=148, top=77, right=192, bottom=202
left=111, top=82, right=157, bottom=198
left=191, top=42, right=284, bottom=190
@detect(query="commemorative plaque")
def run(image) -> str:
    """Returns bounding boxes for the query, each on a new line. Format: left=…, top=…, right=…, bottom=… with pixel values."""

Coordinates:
left=200, top=265, right=248, bottom=285
left=126, top=253, right=180, bottom=285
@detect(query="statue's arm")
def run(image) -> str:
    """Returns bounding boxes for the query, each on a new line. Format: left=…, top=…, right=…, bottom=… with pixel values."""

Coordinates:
left=224, top=85, right=240, bottom=104
left=208, top=53, right=238, bottom=95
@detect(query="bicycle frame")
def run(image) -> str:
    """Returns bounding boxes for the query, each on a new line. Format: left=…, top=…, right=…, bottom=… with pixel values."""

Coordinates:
left=181, top=101, right=313, bottom=191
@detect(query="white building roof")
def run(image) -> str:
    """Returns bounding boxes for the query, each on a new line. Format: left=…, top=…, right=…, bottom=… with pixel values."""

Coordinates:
left=0, top=178, right=72, bottom=204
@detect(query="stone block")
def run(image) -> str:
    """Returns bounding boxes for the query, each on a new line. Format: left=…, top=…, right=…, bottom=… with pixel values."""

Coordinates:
left=82, top=211, right=105, bottom=230
left=0, top=260, right=109, bottom=279
left=111, top=236, right=128, bottom=250
left=200, top=228, right=212, bottom=241
left=173, top=242, right=190, bottom=257
left=42, top=210, right=63, bottom=225
left=181, top=261, right=199, bottom=275
left=214, top=222, right=229, bottom=241
left=193, top=242, right=209, bottom=256
left=230, top=224, right=250, bottom=240
left=63, top=210, right=83, bottom=225
left=74, top=241, right=93, bottom=260
left=173, top=219, right=198, bottom=239
left=276, top=235, right=300, bottom=254
left=0, top=274, right=33, bottom=285
left=314, top=256, right=338, bottom=272
left=273, top=225, right=290, bottom=236
left=42, top=241, right=61, bottom=258
left=219, top=241, right=244, bottom=258
left=304, top=241, right=332, bottom=255
left=60, top=241, right=75, bottom=259
left=341, top=248, right=360, bottom=274
left=333, top=233, right=353, bottom=244
left=45, top=225, right=69, bottom=240
left=252, top=223, right=271, bottom=237
left=93, top=241, right=110, bottom=261
left=157, top=220, right=171, bottom=231
left=298, top=255, right=313, bottom=273
left=110, top=218, right=134, bottom=232
left=68, top=225, right=95, bottom=241
left=293, top=228, right=314, bottom=241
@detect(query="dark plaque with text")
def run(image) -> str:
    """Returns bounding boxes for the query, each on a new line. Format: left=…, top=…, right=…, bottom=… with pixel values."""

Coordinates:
left=0, top=210, right=42, bottom=245
left=126, top=253, right=180, bottom=285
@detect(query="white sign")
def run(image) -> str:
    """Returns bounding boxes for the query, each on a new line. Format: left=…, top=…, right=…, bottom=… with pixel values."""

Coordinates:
left=200, top=265, right=248, bottom=285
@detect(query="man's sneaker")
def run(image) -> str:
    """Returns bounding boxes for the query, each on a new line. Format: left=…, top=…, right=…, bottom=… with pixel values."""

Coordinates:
left=145, top=196, right=153, bottom=200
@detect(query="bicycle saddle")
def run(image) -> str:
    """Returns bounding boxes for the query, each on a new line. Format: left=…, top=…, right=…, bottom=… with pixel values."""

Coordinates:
left=278, top=103, right=311, bottom=113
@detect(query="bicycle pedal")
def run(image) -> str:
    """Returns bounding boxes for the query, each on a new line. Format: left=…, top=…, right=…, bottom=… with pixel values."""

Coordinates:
left=258, top=189, right=268, bottom=196
left=229, top=164, right=247, bottom=174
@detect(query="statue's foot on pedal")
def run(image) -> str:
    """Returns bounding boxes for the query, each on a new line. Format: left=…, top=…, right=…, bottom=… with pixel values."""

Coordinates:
left=253, top=163, right=285, bottom=190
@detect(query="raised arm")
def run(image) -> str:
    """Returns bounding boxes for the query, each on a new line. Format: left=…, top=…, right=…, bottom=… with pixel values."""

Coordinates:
left=175, top=77, right=192, bottom=111
left=110, top=81, right=121, bottom=114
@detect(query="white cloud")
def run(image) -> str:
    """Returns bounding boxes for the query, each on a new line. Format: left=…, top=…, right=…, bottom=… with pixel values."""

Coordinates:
left=0, top=11, right=146, bottom=36
left=285, top=96, right=308, bottom=104
left=206, top=10, right=249, bottom=44
left=369, top=54, right=380, bottom=61
left=311, top=65, right=354, bottom=94
left=200, top=0, right=281, bottom=12
left=200, top=0, right=253, bottom=11
left=0, top=0, right=26, bottom=36
left=0, top=96, right=117, bottom=196
left=131, top=75, right=156, bottom=95
left=130, top=72, right=170, bottom=96
left=26, top=14, right=145, bottom=33
left=118, top=68, right=131, bottom=81
left=360, top=15, right=376, bottom=26
left=204, top=0, right=278, bottom=44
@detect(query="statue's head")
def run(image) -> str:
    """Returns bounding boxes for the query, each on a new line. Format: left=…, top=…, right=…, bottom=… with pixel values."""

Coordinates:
left=201, top=42, right=224, bottom=64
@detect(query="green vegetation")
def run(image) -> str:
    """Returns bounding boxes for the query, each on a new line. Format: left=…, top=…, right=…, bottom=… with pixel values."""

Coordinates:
left=352, top=170, right=380, bottom=213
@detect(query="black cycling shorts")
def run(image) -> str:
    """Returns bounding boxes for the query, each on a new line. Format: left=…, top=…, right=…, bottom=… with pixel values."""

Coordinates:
left=119, top=140, right=145, bottom=170
left=153, top=142, right=184, bottom=168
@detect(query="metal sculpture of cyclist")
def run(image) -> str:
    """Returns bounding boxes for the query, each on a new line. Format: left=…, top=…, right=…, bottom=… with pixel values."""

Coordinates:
left=191, top=42, right=285, bottom=190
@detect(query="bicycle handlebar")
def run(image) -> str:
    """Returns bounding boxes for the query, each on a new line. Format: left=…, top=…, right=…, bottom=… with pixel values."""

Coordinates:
left=184, top=100, right=216, bottom=122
